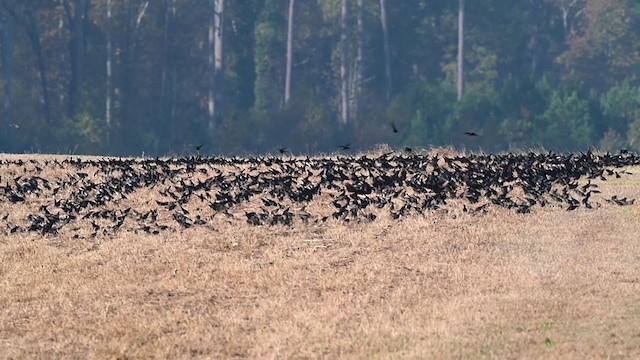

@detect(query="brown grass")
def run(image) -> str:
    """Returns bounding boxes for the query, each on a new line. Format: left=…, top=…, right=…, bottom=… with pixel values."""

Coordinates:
left=1, top=156, right=640, bottom=358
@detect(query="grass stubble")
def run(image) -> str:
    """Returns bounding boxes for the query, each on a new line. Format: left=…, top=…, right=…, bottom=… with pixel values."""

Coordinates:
left=1, top=155, right=639, bottom=359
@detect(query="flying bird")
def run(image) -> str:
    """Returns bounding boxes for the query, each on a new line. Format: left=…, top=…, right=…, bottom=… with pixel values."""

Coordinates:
left=390, top=122, right=399, bottom=133
left=195, top=144, right=204, bottom=151
left=464, top=131, right=479, bottom=137
left=338, top=143, right=351, bottom=151
left=278, top=147, right=289, bottom=155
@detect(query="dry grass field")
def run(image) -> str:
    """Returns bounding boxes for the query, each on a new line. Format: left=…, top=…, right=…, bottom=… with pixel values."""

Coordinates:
left=1, top=152, right=640, bottom=358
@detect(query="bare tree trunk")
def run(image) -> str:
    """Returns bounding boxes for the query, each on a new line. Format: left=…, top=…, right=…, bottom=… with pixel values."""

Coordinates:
left=284, top=0, right=295, bottom=105
left=355, top=0, right=364, bottom=119
left=555, top=0, right=586, bottom=42
left=105, top=0, right=112, bottom=147
left=208, top=0, right=215, bottom=137
left=208, top=0, right=224, bottom=141
left=0, top=9, right=15, bottom=150
left=68, top=0, right=86, bottom=118
left=379, top=0, right=391, bottom=102
left=457, top=0, right=464, bottom=101
left=214, top=0, right=224, bottom=117
left=340, top=0, right=348, bottom=125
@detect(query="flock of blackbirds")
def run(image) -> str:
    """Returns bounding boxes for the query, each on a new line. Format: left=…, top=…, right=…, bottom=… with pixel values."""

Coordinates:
left=0, top=149, right=638, bottom=237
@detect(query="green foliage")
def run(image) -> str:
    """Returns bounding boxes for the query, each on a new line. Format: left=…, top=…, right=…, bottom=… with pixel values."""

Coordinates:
left=445, top=87, right=501, bottom=150
left=599, top=128, right=626, bottom=152
left=500, top=118, right=533, bottom=151
left=557, top=0, right=640, bottom=89
left=51, top=113, right=106, bottom=154
left=406, top=109, right=428, bottom=148
left=386, top=81, right=456, bottom=149
left=540, top=90, right=593, bottom=151
left=273, top=91, right=336, bottom=153
left=627, top=118, right=640, bottom=151
left=253, top=0, right=285, bottom=115
left=544, top=337, right=554, bottom=347
left=498, top=76, right=549, bottom=149
left=2, top=0, right=640, bottom=155
left=600, top=81, right=640, bottom=134
left=465, top=45, right=498, bottom=95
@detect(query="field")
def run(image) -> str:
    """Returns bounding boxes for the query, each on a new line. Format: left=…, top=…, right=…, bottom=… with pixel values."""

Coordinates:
left=1, top=150, right=640, bottom=358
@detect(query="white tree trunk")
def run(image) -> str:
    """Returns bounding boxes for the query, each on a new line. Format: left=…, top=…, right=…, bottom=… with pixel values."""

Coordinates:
left=556, top=0, right=586, bottom=41
left=284, top=0, right=295, bottom=105
left=214, top=0, right=224, bottom=97
left=105, top=0, right=112, bottom=147
left=355, top=0, right=364, bottom=118
left=457, top=0, right=464, bottom=101
left=340, top=0, right=348, bottom=125
left=208, top=0, right=215, bottom=137
left=208, top=0, right=224, bottom=139
left=379, top=0, right=391, bottom=102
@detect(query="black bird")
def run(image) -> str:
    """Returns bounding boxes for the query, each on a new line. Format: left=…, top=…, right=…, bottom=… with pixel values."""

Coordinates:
left=464, top=131, right=479, bottom=137
left=262, top=198, right=278, bottom=207
left=195, top=144, right=203, bottom=151
left=7, top=193, right=25, bottom=203
left=173, top=212, right=192, bottom=228
left=390, top=122, right=399, bottom=133
left=298, top=207, right=312, bottom=223
left=338, top=143, right=351, bottom=151
left=566, top=203, right=579, bottom=211
left=278, top=147, right=289, bottom=155
left=245, top=211, right=262, bottom=225
left=607, top=195, right=635, bottom=206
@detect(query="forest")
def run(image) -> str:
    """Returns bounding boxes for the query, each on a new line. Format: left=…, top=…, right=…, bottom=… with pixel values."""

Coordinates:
left=0, top=0, right=639, bottom=156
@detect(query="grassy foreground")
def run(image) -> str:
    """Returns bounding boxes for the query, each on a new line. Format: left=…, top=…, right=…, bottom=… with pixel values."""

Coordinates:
left=1, top=156, right=640, bottom=359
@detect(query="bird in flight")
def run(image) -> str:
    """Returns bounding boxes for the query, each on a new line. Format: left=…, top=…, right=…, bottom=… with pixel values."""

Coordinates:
left=278, top=147, right=289, bottom=155
left=195, top=144, right=204, bottom=151
left=338, top=143, right=351, bottom=151
left=464, top=131, right=479, bottom=137
left=390, top=122, right=399, bottom=133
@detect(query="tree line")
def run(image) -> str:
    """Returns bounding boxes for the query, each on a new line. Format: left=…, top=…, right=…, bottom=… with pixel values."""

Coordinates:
left=1, top=0, right=639, bottom=156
